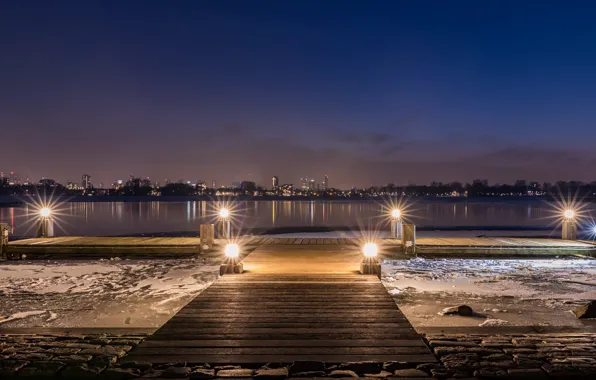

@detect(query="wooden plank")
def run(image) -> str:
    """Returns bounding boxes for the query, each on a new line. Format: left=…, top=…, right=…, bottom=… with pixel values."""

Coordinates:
left=293, top=238, right=303, bottom=245
left=164, top=319, right=411, bottom=332
left=151, top=327, right=416, bottom=334
left=176, top=306, right=401, bottom=311
left=122, top=354, right=437, bottom=364
left=129, top=346, right=431, bottom=355
left=147, top=333, right=425, bottom=340
left=168, top=315, right=407, bottom=321
left=140, top=339, right=427, bottom=348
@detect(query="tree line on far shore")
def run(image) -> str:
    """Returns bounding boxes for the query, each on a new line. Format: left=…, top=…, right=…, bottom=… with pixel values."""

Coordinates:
left=1, top=178, right=596, bottom=199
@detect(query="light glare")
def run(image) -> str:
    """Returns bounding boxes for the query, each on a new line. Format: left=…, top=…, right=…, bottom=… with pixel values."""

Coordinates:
left=391, top=209, right=401, bottom=219
left=40, top=207, right=51, bottom=218
left=225, top=243, right=239, bottom=258
left=219, top=208, right=230, bottom=218
left=564, top=209, right=575, bottom=219
left=363, top=243, right=378, bottom=257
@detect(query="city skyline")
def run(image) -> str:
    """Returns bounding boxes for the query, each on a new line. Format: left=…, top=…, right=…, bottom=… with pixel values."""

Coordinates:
left=4, top=169, right=596, bottom=192
left=2, top=2, right=596, bottom=188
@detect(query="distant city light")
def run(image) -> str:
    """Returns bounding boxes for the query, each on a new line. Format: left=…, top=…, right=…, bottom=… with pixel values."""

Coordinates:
left=391, top=209, right=401, bottom=219
left=40, top=207, right=51, bottom=218
left=219, top=208, right=230, bottom=218
left=564, top=209, right=575, bottom=219
left=225, top=243, right=239, bottom=258
left=363, top=243, right=378, bottom=257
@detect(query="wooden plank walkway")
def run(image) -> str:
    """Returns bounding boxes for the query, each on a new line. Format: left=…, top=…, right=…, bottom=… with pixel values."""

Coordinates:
left=7, top=236, right=596, bottom=258
left=122, top=245, right=435, bottom=364
left=122, top=274, right=434, bottom=364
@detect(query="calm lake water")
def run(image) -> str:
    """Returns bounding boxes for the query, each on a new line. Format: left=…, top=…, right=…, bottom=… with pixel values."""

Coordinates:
left=1, top=199, right=593, bottom=237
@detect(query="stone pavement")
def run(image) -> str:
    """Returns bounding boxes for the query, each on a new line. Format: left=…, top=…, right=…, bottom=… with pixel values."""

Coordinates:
left=3, top=332, right=596, bottom=378
left=424, top=332, right=596, bottom=379
left=0, top=332, right=148, bottom=378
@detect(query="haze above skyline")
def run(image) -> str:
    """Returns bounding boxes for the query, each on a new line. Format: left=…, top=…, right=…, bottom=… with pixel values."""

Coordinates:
left=2, top=1, right=596, bottom=188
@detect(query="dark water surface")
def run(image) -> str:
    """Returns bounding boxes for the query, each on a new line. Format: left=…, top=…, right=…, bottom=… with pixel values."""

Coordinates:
left=1, top=199, right=592, bottom=237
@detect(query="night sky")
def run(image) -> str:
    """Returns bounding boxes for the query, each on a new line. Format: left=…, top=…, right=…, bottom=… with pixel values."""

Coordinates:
left=2, top=1, right=596, bottom=189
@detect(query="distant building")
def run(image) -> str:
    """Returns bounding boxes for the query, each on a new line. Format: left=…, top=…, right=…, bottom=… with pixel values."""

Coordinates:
left=66, top=181, right=82, bottom=190
left=241, top=181, right=257, bottom=193
left=309, top=179, right=316, bottom=191
left=212, top=180, right=216, bottom=189
left=39, top=178, right=56, bottom=187
left=82, top=174, right=91, bottom=189
left=281, top=184, right=294, bottom=196
left=272, top=176, right=279, bottom=189
left=8, top=172, right=19, bottom=185
left=324, top=175, right=329, bottom=190
left=300, top=177, right=308, bottom=191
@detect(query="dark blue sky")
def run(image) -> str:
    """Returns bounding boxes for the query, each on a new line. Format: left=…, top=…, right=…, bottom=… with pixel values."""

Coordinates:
left=2, top=0, right=596, bottom=188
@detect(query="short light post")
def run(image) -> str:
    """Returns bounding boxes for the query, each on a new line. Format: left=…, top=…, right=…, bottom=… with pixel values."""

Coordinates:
left=562, top=209, right=577, bottom=240
left=0, top=223, right=11, bottom=261
left=220, top=243, right=243, bottom=275
left=200, top=224, right=215, bottom=252
left=390, top=209, right=402, bottom=239
left=37, top=207, right=53, bottom=238
left=218, top=208, right=231, bottom=239
left=402, top=224, right=416, bottom=255
left=360, top=242, right=381, bottom=279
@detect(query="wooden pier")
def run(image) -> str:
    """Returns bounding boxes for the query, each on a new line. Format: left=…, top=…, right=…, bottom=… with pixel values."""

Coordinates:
left=5, top=236, right=596, bottom=258
left=121, top=246, right=436, bottom=365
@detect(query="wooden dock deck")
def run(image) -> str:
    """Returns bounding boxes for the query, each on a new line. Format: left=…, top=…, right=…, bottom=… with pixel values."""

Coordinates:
left=6, top=236, right=596, bottom=258
left=122, top=246, right=435, bottom=364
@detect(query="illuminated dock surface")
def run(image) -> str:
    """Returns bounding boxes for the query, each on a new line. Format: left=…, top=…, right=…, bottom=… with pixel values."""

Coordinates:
left=6, top=236, right=596, bottom=258
left=121, top=245, right=436, bottom=364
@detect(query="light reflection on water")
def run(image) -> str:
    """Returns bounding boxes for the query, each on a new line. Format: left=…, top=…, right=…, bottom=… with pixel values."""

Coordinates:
left=0, top=200, right=594, bottom=237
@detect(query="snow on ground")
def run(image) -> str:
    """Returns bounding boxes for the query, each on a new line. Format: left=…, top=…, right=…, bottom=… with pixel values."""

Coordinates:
left=382, top=258, right=596, bottom=328
left=0, top=257, right=220, bottom=328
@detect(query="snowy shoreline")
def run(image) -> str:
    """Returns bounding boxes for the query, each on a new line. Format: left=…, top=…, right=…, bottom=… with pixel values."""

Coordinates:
left=0, top=257, right=221, bottom=328
left=382, top=257, right=596, bottom=329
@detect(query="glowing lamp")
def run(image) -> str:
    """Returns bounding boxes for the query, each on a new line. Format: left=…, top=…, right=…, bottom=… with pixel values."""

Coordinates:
left=592, top=226, right=596, bottom=234
left=219, top=208, right=230, bottom=218
left=40, top=207, right=51, bottom=218
left=225, top=243, right=239, bottom=258
left=564, top=209, right=575, bottom=219
left=363, top=243, right=378, bottom=257
left=391, top=209, right=401, bottom=219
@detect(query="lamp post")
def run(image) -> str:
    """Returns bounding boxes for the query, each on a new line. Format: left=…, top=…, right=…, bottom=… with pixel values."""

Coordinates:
left=37, top=207, right=53, bottom=238
left=390, top=209, right=402, bottom=239
left=0, top=223, right=11, bottom=261
left=360, top=242, right=381, bottom=279
left=220, top=243, right=243, bottom=275
left=562, top=209, right=577, bottom=240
